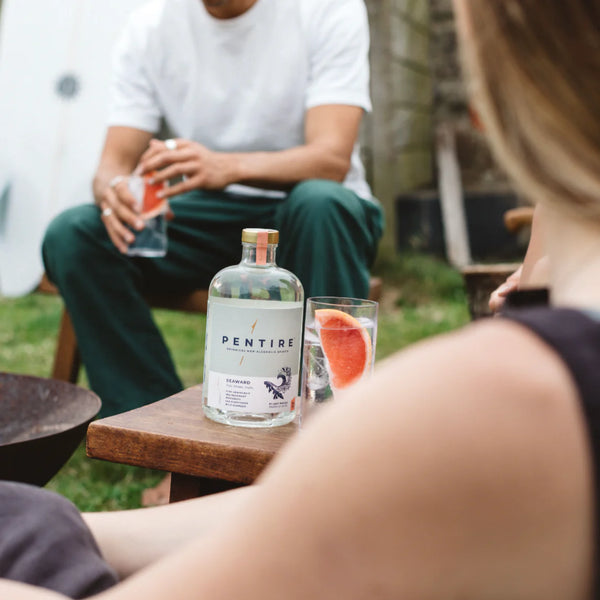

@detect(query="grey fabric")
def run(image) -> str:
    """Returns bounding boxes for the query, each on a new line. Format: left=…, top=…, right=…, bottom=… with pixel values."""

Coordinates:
left=0, top=481, right=118, bottom=598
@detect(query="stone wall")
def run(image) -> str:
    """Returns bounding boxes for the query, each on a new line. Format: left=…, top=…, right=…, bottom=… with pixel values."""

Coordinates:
left=364, top=0, right=510, bottom=207
left=429, top=0, right=509, bottom=190
left=364, top=0, right=434, bottom=251
left=365, top=0, right=519, bottom=260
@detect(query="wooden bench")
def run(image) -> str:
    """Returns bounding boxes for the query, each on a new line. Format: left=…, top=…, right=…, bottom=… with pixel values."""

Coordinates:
left=40, top=274, right=383, bottom=384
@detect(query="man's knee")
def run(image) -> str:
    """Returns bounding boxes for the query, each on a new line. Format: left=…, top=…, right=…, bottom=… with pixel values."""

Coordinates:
left=284, top=179, right=360, bottom=221
left=42, top=205, right=104, bottom=277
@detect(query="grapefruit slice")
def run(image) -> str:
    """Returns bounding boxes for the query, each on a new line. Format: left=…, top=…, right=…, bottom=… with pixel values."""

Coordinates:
left=315, top=308, right=372, bottom=389
left=141, top=172, right=168, bottom=219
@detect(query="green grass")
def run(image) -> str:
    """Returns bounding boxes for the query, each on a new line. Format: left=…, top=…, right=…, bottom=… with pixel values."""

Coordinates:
left=374, top=253, right=470, bottom=358
left=0, top=253, right=470, bottom=511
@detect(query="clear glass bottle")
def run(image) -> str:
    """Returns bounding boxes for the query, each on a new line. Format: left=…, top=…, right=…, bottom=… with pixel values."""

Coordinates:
left=202, top=228, right=304, bottom=427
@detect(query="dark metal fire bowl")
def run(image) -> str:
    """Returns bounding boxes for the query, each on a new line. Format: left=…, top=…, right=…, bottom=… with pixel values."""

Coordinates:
left=0, top=372, right=101, bottom=486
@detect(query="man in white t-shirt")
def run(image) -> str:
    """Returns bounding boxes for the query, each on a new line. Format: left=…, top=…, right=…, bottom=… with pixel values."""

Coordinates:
left=42, top=0, right=384, bottom=416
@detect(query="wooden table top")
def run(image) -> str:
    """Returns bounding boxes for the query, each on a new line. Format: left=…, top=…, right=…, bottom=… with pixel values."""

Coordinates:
left=86, top=386, right=299, bottom=484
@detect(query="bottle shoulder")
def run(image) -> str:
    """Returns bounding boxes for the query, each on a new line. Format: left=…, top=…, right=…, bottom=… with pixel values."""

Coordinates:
left=209, top=263, right=303, bottom=302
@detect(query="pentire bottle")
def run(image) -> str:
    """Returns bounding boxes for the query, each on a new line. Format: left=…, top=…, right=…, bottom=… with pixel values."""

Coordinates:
left=202, top=228, right=304, bottom=427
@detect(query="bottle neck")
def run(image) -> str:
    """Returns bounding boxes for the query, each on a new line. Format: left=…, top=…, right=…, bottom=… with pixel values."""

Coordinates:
left=241, top=242, right=277, bottom=267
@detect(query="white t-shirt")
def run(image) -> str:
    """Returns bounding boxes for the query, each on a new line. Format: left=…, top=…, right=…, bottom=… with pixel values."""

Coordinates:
left=108, top=0, right=373, bottom=199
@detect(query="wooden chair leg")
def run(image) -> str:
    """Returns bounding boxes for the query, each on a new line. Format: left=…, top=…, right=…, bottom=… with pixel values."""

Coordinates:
left=51, top=308, right=81, bottom=383
left=368, top=276, right=382, bottom=302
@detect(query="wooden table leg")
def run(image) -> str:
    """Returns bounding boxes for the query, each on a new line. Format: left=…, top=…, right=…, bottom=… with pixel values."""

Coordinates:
left=169, top=473, right=245, bottom=502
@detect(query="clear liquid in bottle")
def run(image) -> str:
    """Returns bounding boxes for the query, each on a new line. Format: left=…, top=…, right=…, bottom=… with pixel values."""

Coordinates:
left=202, top=228, right=304, bottom=427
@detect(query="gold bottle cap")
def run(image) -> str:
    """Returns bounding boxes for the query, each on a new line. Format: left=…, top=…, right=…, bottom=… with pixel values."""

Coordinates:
left=241, top=228, right=279, bottom=244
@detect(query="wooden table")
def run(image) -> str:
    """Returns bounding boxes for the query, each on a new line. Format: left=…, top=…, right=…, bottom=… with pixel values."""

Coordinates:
left=86, top=385, right=299, bottom=502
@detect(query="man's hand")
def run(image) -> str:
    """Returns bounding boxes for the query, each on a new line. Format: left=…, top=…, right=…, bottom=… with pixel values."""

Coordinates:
left=98, top=176, right=145, bottom=254
left=93, top=126, right=155, bottom=253
left=137, top=138, right=240, bottom=197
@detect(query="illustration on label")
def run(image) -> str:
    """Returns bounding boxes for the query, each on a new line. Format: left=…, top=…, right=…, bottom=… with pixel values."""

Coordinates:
left=264, top=366, right=292, bottom=400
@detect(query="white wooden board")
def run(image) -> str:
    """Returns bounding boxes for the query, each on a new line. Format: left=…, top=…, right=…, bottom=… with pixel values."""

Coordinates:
left=0, top=0, right=149, bottom=296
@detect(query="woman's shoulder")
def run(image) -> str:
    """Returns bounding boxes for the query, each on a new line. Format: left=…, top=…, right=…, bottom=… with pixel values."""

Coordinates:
left=258, top=315, right=595, bottom=598
left=377, top=311, right=582, bottom=408
left=368, top=312, right=588, bottom=477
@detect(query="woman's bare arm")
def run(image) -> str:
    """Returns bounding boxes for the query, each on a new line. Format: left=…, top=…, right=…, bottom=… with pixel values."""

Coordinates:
left=83, top=487, right=254, bottom=579
left=1, top=321, right=592, bottom=600
left=101, top=320, right=594, bottom=600
left=0, top=581, right=66, bottom=599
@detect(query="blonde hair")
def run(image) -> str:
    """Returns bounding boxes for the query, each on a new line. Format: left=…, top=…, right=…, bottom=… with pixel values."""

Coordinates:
left=460, top=0, right=600, bottom=219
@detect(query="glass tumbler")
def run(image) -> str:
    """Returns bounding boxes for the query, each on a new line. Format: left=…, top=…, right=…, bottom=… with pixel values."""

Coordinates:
left=301, top=296, right=378, bottom=423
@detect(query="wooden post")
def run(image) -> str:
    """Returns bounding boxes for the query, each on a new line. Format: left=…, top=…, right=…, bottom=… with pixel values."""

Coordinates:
left=436, top=123, right=472, bottom=268
left=365, top=0, right=433, bottom=256
left=366, top=0, right=396, bottom=254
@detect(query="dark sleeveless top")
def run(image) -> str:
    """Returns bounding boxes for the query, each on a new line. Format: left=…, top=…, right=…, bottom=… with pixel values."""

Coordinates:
left=502, top=305, right=600, bottom=597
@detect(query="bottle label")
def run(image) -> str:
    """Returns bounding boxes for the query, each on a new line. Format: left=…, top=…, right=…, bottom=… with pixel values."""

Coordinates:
left=204, top=298, right=303, bottom=413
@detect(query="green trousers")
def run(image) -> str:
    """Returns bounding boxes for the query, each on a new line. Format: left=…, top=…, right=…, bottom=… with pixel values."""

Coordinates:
left=42, top=179, right=384, bottom=416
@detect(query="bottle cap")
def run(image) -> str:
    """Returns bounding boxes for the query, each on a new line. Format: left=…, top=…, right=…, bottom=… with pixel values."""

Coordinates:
left=241, top=228, right=279, bottom=244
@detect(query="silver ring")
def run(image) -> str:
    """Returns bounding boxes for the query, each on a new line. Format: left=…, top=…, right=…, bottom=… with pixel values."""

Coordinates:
left=165, top=138, right=177, bottom=150
left=102, top=207, right=113, bottom=217
left=109, top=175, right=127, bottom=189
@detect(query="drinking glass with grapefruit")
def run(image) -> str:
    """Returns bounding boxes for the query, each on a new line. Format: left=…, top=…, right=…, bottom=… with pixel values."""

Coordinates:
left=301, top=297, right=378, bottom=422
left=126, top=172, right=169, bottom=257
